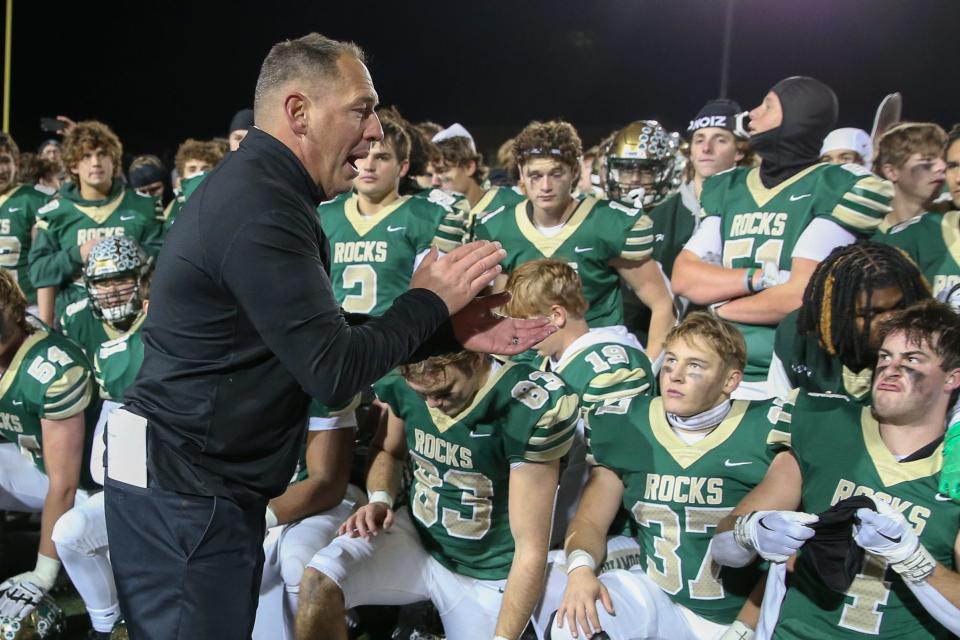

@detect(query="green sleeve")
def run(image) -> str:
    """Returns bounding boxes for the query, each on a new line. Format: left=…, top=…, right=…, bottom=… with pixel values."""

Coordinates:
left=816, top=165, right=893, bottom=235
left=137, top=211, right=165, bottom=258
left=28, top=221, right=82, bottom=288
left=502, top=368, right=579, bottom=464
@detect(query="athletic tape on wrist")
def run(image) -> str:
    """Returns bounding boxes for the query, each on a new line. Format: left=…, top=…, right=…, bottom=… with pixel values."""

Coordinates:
left=367, top=490, right=394, bottom=509
left=891, top=543, right=936, bottom=583
left=733, top=512, right=756, bottom=551
left=566, top=549, right=598, bottom=574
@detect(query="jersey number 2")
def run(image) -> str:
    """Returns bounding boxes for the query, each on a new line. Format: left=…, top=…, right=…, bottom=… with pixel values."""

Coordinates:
left=342, top=264, right=377, bottom=314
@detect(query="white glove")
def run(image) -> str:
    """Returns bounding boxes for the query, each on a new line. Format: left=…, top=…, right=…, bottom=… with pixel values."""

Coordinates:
left=734, top=510, right=818, bottom=563
left=0, top=554, right=59, bottom=621
left=854, top=500, right=935, bottom=583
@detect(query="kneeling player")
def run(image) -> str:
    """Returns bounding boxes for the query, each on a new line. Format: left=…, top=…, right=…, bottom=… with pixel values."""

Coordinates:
left=714, top=300, right=960, bottom=638
left=0, top=270, right=95, bottom=623
left=296, top=352, right=578, bottom=640
left=551, top=313, right=776, bottom=640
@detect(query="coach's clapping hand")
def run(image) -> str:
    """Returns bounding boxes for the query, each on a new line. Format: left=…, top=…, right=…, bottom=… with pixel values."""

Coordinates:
left=410, top=242, right=557, bottom=356
left=410, top=241, right=507, bottom=314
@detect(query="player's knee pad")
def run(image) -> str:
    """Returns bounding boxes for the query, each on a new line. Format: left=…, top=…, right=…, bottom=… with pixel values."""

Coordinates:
left=279, top=548, right=308, bottom=589
left=51, top=507, right=105, bottom=555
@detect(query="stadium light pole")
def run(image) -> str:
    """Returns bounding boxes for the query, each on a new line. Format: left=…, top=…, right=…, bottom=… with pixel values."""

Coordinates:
left=719, top=0, right=735, bottom=99
left=2, top=0, right=11, bottom=132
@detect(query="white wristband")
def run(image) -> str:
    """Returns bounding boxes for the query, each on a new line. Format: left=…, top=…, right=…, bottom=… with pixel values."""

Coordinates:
left=34, top=553, right=61, bottom=590
left=493, top=636, right=511, bottom=640
left=566, top=549, right=597, bottom=574
left=264, top=505, right=279, bottom=530
left=367, top=490, right=394, bottom=509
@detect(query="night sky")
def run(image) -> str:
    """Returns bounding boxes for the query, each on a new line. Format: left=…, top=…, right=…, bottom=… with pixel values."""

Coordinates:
left=4, top=0, right=959, bottom=163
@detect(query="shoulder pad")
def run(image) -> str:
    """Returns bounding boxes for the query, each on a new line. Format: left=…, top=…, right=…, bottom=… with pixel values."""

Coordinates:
left=839, top=162, right=871, bottom=177
left=604, top=199, right=642, bottom=217
left=425, top=188, right=458, bottom=207
left=64, top=298, right=90, bottom=317
left=38, top=199, right=59, bottom=215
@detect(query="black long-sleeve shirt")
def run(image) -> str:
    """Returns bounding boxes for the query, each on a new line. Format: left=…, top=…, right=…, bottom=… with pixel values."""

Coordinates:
left=124, top=128, right=455, bottom=504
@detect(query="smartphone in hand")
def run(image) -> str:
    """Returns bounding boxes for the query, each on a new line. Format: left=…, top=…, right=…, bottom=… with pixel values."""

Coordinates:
left=40, top=117, right=67, bottom=133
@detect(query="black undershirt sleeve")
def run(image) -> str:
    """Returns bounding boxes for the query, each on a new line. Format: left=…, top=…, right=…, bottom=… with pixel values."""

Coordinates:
left=221, top=208, right=459, bottom=407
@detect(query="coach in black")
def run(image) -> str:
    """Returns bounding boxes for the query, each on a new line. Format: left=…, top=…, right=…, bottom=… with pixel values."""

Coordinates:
left=102, top=34, right=551, bottom=640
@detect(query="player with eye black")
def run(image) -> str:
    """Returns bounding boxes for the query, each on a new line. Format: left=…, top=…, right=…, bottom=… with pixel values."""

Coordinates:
left=548, top=313, right=776, bottom=640
left=769, top=241, right=931, bottom=402
left=714, top=300, right=960, bottom=639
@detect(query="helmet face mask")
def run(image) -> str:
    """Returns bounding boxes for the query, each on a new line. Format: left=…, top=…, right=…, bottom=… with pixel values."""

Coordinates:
left=605, top=120, right=675, bottom=208
left=83, top=237, right=148, bottom=330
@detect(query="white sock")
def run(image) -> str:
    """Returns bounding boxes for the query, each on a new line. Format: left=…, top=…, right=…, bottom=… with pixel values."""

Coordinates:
left=56, top=544, right=119, bottom=631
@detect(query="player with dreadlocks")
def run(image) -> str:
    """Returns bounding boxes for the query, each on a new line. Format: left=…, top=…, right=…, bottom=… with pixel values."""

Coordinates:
left=768, top=241, right=930, bottom=402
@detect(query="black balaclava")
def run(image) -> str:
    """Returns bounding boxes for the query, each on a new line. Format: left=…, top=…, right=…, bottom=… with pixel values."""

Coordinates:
left=750, top=76, right=838, bottom=188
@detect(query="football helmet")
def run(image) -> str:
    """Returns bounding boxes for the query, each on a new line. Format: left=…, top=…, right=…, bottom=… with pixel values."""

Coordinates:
left=605, top=121, right=674, bottom=208
left=82, top=237, right=149, bottom=329
left=0, top=595, right=65, bottom=639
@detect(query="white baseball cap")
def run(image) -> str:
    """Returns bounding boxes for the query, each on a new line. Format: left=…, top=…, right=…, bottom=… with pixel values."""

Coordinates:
left=820, top=127, right=873, bottom=167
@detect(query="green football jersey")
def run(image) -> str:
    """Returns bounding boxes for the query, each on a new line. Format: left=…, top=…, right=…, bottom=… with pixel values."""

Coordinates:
left=772, top=391, right=960, bottom=639
left=0, top=184, right=51, bottom=303
left=319, top=193, right=467, bottom=315
left=162, top=171, right=208, bottom=236
left=586, top=395, right=779, bottom=624
left=540, top=329, right=654, bottom=412
left=648, top=185, right=700, bottom=280
left=30, top=182, right=163, bottom=316
left=60, top=297, right=146, bottom=360
left=375, top=361, right=579, bottom=580
left=94, top=326, right=143, bottom=402
left=875, top=210, right=960, bottom=302
left=772, top=310, right=872, bottom=404
left=462, top=186, right=525, bottom=242
left=702, top=163, right=892, bottom=380
left=0, top=329, right=94, bottom=477
left=474, top=196, right=654, bottom=327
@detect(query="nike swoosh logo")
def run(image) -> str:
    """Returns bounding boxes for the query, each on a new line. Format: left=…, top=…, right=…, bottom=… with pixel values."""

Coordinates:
left=120, top=215, right=136, bottom=221
left=877, top=530, right=901, bottom=544
left=479, top=206, right=505, bottom=224
left=386, top=225, right=405, bottom=232
left=7, top=207, right=20, bottom=212
left=468, top=431, right=492, bottom=438
left=574, top=246, right=593, bottom=253
left=935, top=493, right=953, bottom=502
left=724, top=459, right=752, bottom=467
left=11, top=400, right=22, bottom=406
left=789, top=194, right=812, bottom=202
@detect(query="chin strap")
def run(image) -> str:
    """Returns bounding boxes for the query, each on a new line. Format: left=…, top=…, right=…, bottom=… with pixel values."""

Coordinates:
left=666, top=399, right=732, bottom=432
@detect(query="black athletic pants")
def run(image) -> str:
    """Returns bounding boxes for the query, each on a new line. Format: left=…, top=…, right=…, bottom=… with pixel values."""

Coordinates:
left=104, top=477, right=266, bottom=640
